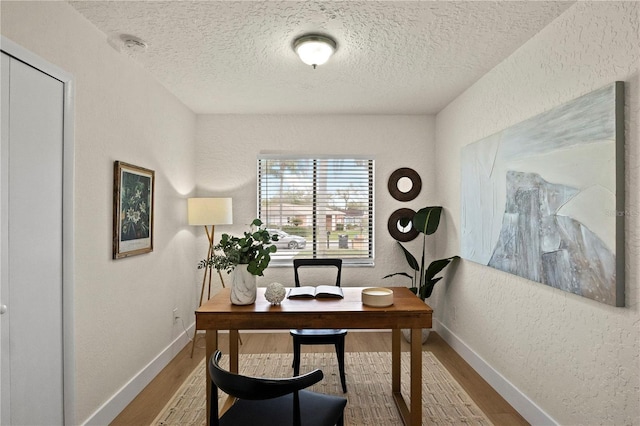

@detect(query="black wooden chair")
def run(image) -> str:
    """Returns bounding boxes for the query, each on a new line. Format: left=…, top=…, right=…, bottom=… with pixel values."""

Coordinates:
left=290, top=258, right=348, bottom=393
left=209, top=350, right=347, bottom=426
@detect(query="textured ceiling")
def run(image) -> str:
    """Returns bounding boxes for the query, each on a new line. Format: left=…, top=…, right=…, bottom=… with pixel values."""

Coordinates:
left=68, top=1, right=574, bottom=115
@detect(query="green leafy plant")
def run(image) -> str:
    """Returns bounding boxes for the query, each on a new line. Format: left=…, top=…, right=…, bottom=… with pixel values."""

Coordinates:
left=198, top=219, right=278, bottom=276
left=383, top=206, right=459, bottom=300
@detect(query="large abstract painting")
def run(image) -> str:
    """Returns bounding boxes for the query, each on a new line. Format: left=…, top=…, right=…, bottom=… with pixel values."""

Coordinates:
left=461, top=82, right=625, bottom=306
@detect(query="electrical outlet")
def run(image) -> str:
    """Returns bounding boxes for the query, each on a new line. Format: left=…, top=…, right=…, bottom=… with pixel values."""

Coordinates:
left=172, top=308, right=179, bottom=324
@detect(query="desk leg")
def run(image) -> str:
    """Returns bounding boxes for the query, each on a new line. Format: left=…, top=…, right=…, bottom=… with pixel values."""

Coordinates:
left=229, top=330, right=239, bottom=373
left=392, top=328, right=401, bottom=393
left=391, top=329, right=411, bottom=424
left=410, top=328, right=422, bottom=426
left=391, top=328, right=423, bottom=426
left=205, top=330, right=218, bottom=426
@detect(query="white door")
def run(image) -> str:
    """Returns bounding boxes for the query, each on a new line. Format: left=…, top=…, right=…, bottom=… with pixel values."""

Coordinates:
left=1, top=51, right=65, bottom=425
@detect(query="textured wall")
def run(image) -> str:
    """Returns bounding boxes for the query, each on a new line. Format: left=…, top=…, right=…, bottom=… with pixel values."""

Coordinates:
left=1, top=2, right=198, bottom=423
left=435, top=2, right=639, bottom=424
left=194, top=115, right=437, bottom=289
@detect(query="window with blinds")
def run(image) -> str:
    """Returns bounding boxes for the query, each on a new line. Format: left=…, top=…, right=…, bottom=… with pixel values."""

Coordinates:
left=258, top=156, right=374, bottom=266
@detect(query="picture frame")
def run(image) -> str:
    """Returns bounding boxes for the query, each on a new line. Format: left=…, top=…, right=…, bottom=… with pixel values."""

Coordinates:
left=113, top=161, right=155, bottom=259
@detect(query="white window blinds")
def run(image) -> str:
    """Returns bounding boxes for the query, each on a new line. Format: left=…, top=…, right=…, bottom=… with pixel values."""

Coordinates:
left=258, top=156, right=374, bottom=266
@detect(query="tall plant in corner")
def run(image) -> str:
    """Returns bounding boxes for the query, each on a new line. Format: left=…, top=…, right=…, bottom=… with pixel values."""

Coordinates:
left=384, top=206, right=459, bottom=301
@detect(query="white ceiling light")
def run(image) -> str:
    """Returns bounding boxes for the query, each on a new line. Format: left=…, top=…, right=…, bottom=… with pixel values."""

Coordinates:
left=293, top=34, right=337, bottom=69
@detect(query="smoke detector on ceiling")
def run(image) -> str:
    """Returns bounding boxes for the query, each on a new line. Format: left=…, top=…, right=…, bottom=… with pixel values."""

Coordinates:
left=107, top=34, right=148, bottom=54
left=122, top=35, right=147, bottom=52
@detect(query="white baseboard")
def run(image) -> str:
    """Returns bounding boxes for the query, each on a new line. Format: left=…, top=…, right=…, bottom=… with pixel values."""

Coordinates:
left=81, top=324, right=195, bottom=426
left=434, top=320, right=557, bottom=426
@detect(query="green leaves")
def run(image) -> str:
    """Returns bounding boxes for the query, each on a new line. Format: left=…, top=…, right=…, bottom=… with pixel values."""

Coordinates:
left=425, top=256, right=459, bottom=281
left=203, top=218, right=278, bottom=277
left=398, top=242, right=419, bottom=271
left=413, top=206, right=442, bottom=235
left=420, top=256, right=460, bottom=299
left=383, top=206, right=459, bottom=301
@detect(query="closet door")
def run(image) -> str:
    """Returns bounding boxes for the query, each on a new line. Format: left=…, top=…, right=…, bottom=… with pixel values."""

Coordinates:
left=1, top=52, right=64, bottom=425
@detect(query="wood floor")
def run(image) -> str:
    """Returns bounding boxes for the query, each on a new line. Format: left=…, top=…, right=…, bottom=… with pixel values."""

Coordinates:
left=111, top=331, right=528, bottom=426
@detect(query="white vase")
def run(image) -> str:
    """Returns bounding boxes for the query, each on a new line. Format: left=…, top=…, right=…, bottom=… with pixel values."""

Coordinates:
left=401, top=328, right=431, bottom=344
left=230, top=265, right=257, bottom=305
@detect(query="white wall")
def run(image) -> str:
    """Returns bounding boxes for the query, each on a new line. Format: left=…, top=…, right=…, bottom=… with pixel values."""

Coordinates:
left=435, top=2, right=639, bottom=424
left=195, top=115, right=438, bottom=289
left=1, top=2, right=199, bottom=424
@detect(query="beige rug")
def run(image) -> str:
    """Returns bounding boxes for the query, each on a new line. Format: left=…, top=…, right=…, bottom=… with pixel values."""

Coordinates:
left=153, top=352, right=493, bottom=425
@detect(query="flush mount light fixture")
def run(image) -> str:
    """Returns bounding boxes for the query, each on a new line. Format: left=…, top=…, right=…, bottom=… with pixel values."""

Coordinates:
left=293, top=34, right=337, bottom=69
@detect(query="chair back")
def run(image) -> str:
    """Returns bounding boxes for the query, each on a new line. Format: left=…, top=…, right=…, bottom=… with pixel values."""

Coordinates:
left=208, top=351, right=344, bottom=426
left=293, top=258, right=342, bottom=287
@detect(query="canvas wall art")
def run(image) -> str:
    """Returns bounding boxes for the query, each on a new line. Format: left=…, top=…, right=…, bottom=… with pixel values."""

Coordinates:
left=461, top=82, right=624, bottom=306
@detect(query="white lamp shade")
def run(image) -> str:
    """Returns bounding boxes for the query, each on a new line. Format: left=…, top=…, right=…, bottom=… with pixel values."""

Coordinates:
left=294, top=35, right=336, bottom=67
left=187, top=198, right=233, bottom=225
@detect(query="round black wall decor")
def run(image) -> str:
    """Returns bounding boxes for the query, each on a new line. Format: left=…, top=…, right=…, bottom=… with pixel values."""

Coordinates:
left=387, top=208, right=419, bottom=242
left=388, top=168, right=422, bottom=202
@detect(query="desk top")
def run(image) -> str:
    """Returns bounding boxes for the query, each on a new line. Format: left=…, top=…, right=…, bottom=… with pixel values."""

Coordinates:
left=196, top=286, right=432, bottom=330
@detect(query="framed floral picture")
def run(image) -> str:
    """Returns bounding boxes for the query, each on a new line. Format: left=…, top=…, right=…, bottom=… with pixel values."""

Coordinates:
left=113, top=161, right=155, bottom=259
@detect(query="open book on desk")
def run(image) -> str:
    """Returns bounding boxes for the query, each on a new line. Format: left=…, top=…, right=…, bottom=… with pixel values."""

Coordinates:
left=287, top=285, right=344, bottom=299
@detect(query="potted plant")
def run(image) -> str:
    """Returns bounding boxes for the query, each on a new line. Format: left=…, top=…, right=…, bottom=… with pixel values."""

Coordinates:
left=199, top=218, right=278, bottom=305
left=383, top=206, right=459, bottom=342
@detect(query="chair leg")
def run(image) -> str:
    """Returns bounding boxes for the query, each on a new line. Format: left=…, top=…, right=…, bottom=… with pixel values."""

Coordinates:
left=337, top=413, right=345, bottom=426
left=292, top=339, right=301, bottom=376
left=335, top=337, right=347, bottom=393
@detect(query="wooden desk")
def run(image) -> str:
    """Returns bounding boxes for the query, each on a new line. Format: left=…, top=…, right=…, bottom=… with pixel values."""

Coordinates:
left=195, top=286, right=432, bottom=426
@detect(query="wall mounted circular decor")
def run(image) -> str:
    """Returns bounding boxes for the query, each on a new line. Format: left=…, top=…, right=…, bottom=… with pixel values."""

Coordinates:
left=387, top=208, right=419, bottom=242
left=388, top=167, right=422, bottom=202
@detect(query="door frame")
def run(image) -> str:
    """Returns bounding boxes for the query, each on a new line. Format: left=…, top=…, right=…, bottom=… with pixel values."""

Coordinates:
left=1, top=36, right=76, bottom=425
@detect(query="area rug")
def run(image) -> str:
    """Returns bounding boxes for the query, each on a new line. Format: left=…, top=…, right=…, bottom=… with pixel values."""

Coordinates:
left=152, top=352, right=493, bottom=425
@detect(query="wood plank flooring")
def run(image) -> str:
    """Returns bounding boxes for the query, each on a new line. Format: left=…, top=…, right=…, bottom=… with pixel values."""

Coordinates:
left=110, top=331, right=528, bottom=426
